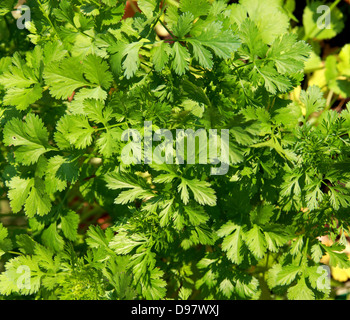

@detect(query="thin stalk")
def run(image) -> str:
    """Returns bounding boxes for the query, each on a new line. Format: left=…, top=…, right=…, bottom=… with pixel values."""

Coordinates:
left=159, top=19, right=175, bottom=38
left=36, top=0, right=62, bottom=41
left=94, top=122, right=127, bottom=132
left=232, top=62, right=253, bottom=73
left=8, top=251, right=23, bottom=255
left=325, top=90, right=334, bottom=110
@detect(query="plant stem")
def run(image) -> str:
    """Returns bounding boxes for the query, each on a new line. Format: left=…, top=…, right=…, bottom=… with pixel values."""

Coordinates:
left=36, top=0, right=62, bottom=41
left=159, top=19, right=175, bottom=38
left=325, top=90, right=334, bottom=110
left=232, top=62, right=253, bottom=72
left=94, top=122, right=127, bottom=132
left=8, top=251, right=22, bottom=255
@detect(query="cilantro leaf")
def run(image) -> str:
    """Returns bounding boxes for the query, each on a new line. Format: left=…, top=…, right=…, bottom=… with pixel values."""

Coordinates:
left=171, top=42, right=190, bottom=76
left=44, top=57, right=89, bottom=99
left=7, top=177, right=51, bottom=218
left=3, top=114, right=51, bottom=165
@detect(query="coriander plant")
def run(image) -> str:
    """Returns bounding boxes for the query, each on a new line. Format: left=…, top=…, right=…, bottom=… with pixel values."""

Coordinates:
left=0, top=0, right=349, bottom=300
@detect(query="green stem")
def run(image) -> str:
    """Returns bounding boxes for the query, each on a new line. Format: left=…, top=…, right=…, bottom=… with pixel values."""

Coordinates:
left=159, top=19, right=175, bottom=38
left=232, top=62, right=253, bottom=73
left=8, top=251, right=22, bottom=255
left=36, top=0, right=62, bottom=41
left=94, top=122, right=127, bottom=132
left=325, top=90, right=334, bottom=110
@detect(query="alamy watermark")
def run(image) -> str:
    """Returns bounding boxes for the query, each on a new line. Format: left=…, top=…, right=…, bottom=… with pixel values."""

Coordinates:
left=10, top=3, right=332, bottom=31
left=16, top=265, right=31, bottom=290
left=120, top=121, right=230, bottom=176
left=316, top=265, right=331, bottom=291
left=12, top=4, right=31, bottom=30
left=317, top=5, right=331, bottom=30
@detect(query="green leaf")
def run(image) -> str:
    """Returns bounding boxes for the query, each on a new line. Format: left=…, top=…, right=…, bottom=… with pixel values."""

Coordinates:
left=192, top=21, right=240, bottom=59
left=7, top=176, right=51, bottom=218
left=256, top=64, right=292, bottom=94
left=338, top=44, right=350, bottom=77
left=173, top=12, right=194, bottom=38
left=3, top=84, right=43, bottom=111
left=16, top=234, right=36, bottom=255
left=178, top=178, right=216, bottom=206
left=0, top=255, right=42, bottom=295
left=328, top=186, right=350, bottom=211
left=263, top=225, right=291, bottom=252
left=181, top=79, right=211, bottom=106
left=171, top=42, right=190, bottom=75
left=267, top=33, right=311, bottom=74
left=180, top=0, right=211, bottom=17
left=311, top=243, right=323, bottom=263
left=54, top=0, right=75, bottom=25
left=83, top=99, right=113, bottom=124
left=151, top=41, right=172, bottom=72
left=61, top=210, right=80, bottom=241
left=96, top=128, right=121, bottom=157
left=47, top=155, right=80, bottom=184
left=109, top=229, right=147, bottom=254
left=245, top=224, right=267, bottom=259
left=41, top=223, right=65, bottom=252
left=105, top=170, right=154, bottom=205
left=0, top=224, right=12, bottom=258
left=86, top=225, right=113, bottom=249
left=184, top=204, right=209, bottom=226
left=138, top=0, right=157, bottom=18
left=24, top=179, right=52, bottom=218
left=178, top=286, right=192, bottom=300
left=249, top=204, right=275, bottom=225
left=189, top=40, right=213, bottom=69
left=42, top=41, right=68, bottom=65
left=83, top=55, right=113, bottom=89
left=140, top=267, right=167, bottom=300
left=7, top=177, right=33, bottom=214
left=121, top=42, right=144, bottom=79
left=287, top=277, right=315, bottom=300
left=217, top=222, right=246, bottom=264
left=219, top=278, right=234, bottom=298
left=0, top=53, right=36, bottom=88
left=299, top=85, right=326, bottom=120
left=290, top=236, right=304, bottom=256
left=101, top=0, right=117, bottom=6
left=80, top=3, right=100, bottom=16
left=3, top=114, right=50, bottom=165
left=55, top=115, right=94, bottom=149
left=239, top=0, right=290, bottom=44
left=234, top=272, right=260, bottom=299
left=276, top=265, right=302, bottom=285
left=0, top=0, right=15, bottom=16
left=0, top=52, right=42, bottom=110
left=237, top=19, right=267, bottom=60
left=321, top=244, right=350, bottom=269
left=44, top=57, right=90, bottom=99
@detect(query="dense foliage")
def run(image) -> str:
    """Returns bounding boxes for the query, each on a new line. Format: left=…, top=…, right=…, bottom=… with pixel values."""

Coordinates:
left=0, top=0, right=350, bottom=300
